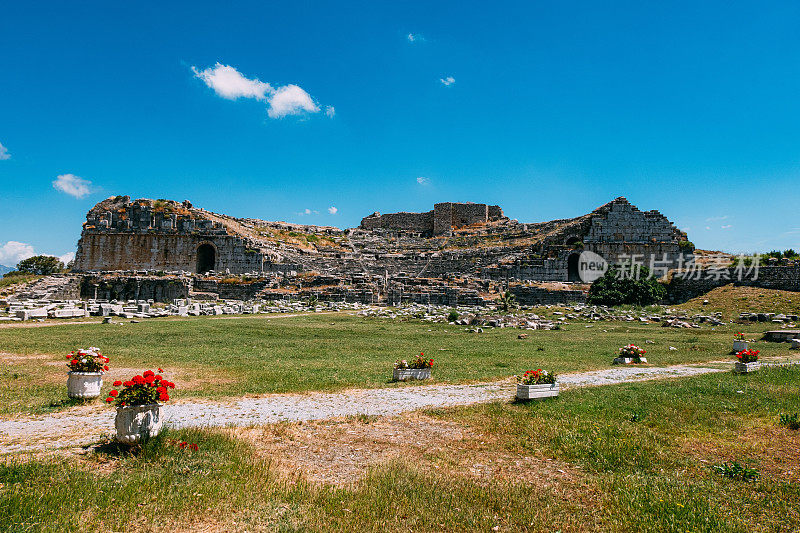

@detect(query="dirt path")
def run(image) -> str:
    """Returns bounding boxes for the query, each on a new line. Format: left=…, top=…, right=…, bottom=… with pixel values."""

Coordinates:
left=0, top=363, right=725, bottom=455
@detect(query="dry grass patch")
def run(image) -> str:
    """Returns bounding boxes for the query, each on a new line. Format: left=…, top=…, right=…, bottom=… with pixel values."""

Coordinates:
left=232, top=413, right=585, bottom=491
left=682, top=421, right=800, bottom=483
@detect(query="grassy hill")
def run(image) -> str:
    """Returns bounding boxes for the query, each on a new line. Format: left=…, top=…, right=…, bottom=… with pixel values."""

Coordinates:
left=675, top=285, right=800, bottom=316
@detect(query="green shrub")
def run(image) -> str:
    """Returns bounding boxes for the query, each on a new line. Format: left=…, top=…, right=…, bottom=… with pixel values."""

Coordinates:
left=587, top=265, right=666, bottom=306
left=780, top=412, right=800, bottom=430
left=447, top=309, right=460, bottom=322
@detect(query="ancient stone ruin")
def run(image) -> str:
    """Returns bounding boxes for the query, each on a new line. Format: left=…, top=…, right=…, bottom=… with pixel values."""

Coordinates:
left=53, top=195, right=699, bottom=306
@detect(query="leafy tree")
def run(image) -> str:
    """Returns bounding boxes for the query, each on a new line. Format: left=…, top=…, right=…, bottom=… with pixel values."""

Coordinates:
left=587, top=265, right=666, bottom=306
left=16, top=255, right=65, bottom=275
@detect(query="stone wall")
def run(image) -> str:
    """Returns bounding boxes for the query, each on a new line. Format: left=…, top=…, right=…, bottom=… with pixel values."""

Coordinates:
left=359, top=211, right=433, bottom=233
left=74, top=197, right=272, bottom=274
left=509, top=285, right=587, bottom=305
left=80, top=275, right=191, bottom=302
left=665, top=265, right=800, bottom=303
left=74, top=233, right=268, bottom=274
left=359, top=202, right=500, bottom=236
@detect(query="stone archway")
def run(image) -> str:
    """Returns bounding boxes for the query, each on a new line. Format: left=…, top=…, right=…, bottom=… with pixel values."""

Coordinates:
left=567, top=253, right=581, bottom=282
left=196, top=243, right=216, bottom=274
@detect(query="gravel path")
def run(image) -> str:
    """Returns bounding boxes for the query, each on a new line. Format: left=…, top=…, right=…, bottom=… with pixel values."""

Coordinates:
left=0, top=363, right=725, bottom=454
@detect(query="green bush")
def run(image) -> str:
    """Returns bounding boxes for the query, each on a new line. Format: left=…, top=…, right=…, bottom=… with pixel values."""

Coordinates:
left=587, top=265, right=666, bottom=306
left=447, top=309, right=459, bottom=322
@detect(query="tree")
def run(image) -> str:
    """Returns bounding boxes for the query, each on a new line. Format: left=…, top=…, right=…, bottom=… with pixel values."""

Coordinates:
left=587, top=265, right=666, bottom=306
left=16, top=255, right=65, bottom=275
left=498, top=291, right=518, bottom=312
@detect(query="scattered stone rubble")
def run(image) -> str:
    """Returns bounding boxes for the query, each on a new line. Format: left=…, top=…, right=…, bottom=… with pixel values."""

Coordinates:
left=0, top=296, right=370, bottom=322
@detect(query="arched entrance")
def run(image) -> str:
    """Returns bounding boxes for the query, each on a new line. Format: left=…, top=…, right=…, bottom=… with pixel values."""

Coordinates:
left=567, top=253, right=581, bottom=282
left=196, top=243, right=216, bottom=273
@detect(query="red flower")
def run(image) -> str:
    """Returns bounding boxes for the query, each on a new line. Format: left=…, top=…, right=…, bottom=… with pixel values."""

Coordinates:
left=144, top=370, right=155, bottom=378
left=158, top=368, right=164, bottom=373
left=105, top=397, right=114, bottom=403
left=109, top=390, right=118, bottom=397
left=159, top=393, right=169, bottom=402
left=179, top=441, right=187, bottom=449
left=70, top=360, right=78, bottom=365
left=155, top=375, right=163, bottom=381
left=103, top=365, right=109, bottom=371
left=123, top=381, right=133, bottom=388
left=157, top=386, right=167, bottom=394
left=189, top=444, right=198, bottom=451
left=133, top=375, right=145, bottom=385
left=144, top=374, right=155, bottom=384
left=113, top=380, right=122, bottom=387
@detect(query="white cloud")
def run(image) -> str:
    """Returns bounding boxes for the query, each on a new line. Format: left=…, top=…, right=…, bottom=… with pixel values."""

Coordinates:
left=0, top=142, right=10, bottom=160
left=407, top=33, right=424, bottom=42
left=192, top=63, right=271, bottom=100
left=439, top=76, right=455, bottom=86
left=192, top=63, right=326, bottom=120
left=53, top=174, right=91, bottom=198
left=705, top=226, right=711, bottom=231
left=59, top=251, right=75, bottom=265
left=0, top=241, right=75, bottom=268
left=721, top=224, right=733, bottom=230
left=705, top=215, right=728, bottom=222
left=328, top=206, right=338, bottom=215
left=0, top=241, right=35, bottom=266
left=267, top=84, right=319, bottom=119
left=417, top=176, right=430, bottom=185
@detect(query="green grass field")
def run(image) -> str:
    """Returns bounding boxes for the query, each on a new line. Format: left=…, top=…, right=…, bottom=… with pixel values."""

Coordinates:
left=3, top=367, right=798, bottom=532
left=0, top=312, right=794, bottom=416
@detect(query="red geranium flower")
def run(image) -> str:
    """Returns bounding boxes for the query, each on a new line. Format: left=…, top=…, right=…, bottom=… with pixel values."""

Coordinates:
left=113, top=380, right=122, bottom=387
left=133, top=375, right=145, bottom=385
left=123, top=381, right=133, bottom=388
left=105, top=397, right=114, bottom=403
left=109, top=389, right=118, bottom=397
left=144, top=370, right=155, bottom=378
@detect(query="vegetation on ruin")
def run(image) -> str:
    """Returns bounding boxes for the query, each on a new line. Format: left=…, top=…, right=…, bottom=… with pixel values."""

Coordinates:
left=253, top=226, right=344, bottom=251
left=0, top=273, right=40, bottom=290
left=587, top=266, right=667, bottom=306
left=0, top=313, right=796, bottom=417
left=3, top=367, right=798, bottom=531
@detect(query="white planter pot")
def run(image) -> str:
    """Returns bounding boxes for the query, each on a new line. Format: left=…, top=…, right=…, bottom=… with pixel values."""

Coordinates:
left=393, top=368, right=431, bottom=381
left=516, top=382, right=560, bottom=400
left=66, top=371, right=103, bottom=399
left=613, top=357, right=647, bottom=365
left=115, top=404, right=163, bottom=444
left=734, top=361, right=760, bottom=374
left=732, top=340, right=749, bottom=353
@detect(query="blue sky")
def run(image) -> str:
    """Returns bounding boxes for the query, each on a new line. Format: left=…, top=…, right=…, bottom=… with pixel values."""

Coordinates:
left=1, top=1, right=799, bottom=265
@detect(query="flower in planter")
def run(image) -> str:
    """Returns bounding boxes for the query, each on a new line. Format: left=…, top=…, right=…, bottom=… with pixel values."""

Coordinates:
left=517, top=369, right=557, bottom=385
left=394, top=352, right=433, bottom=369
left=105, top=370, right=175, bottom=406
left=733, top=332, right=746, bottom=341
left=619, top=344, right=646, bottom=361
left=736, top=349, right=760, bottom=363
left=66, top=347, right=109, bottom=373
